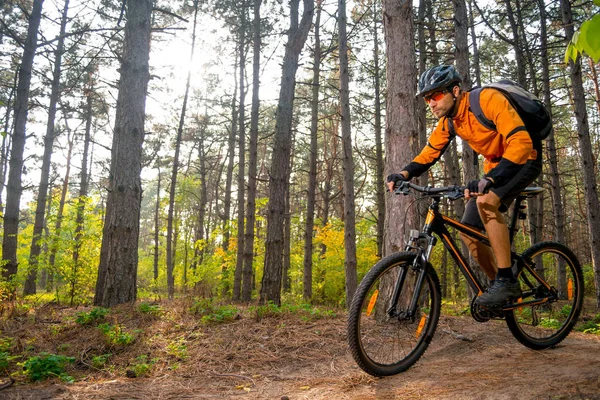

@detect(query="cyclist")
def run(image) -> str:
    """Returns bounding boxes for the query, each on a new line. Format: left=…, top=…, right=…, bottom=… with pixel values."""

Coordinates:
left=386, top=65, right=542, bottom=308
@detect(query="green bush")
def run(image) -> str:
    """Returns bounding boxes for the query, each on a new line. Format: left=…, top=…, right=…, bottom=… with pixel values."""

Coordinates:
left=138, top=302, right=163, bottom=316
left=130, top=354, right=157, bottom=377
left=576, top=313, right=600, bottom=335
left=21, top=353, right=75, bottom=382
left=75, top=307, right=109, bottom=325
left=97, top=323, right=137, bottom=346
left=91, top=353, right=112, bottom=369
left=190, top=298, right=239, bottom=324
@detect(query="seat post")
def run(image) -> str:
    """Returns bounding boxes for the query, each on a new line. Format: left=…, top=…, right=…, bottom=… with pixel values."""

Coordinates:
left=508, top=195, right=525, bottom=244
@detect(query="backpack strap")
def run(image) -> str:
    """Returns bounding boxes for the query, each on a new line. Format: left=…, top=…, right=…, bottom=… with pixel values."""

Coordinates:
left=468, top=88, right=496, bottom=131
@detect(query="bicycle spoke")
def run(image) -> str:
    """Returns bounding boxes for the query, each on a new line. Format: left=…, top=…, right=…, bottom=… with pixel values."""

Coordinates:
left=505, top=242, right=583, bottom=349
left=347, top=253, right=441, bottom=376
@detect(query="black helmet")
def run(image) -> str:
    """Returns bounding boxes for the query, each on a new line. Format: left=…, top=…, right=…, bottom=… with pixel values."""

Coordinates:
left=416, top=65, right=462, bottom=97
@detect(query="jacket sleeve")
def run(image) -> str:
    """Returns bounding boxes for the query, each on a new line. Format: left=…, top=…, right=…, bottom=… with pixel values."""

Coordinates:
left=403, top=118, right=454, bottom=179
left=480, top=89, right=533, bottom=186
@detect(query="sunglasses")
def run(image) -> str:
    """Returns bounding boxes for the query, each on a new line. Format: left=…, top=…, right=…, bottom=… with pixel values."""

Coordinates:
left=424, top=90, right=448, bottom=104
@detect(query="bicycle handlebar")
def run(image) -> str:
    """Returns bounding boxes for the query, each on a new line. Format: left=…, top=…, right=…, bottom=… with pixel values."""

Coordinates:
left=394, top=181, right=466, bottom=200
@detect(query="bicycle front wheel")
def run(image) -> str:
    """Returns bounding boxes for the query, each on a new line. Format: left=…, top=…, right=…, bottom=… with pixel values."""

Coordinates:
left=347, top=252, right=441, bottom=376
left=505, top=241, right=584, bottom=350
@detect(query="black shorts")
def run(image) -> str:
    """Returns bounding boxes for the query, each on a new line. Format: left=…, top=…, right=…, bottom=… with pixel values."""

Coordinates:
left=461, top=158, right=543, bottom=230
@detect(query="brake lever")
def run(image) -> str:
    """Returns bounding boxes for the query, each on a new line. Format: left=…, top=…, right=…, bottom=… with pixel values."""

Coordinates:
left=447, top=186, right=465, bottom=201
left=393, top=181, right=410, bottom=196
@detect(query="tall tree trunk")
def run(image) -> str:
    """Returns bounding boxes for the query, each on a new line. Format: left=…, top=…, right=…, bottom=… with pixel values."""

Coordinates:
left=223, top=59, right=238, bottom=253
left=39, top=180, right=54, bottom=291
left=416, top=0, right=429, bottom=201
left=24, top=0, right=70, bottom=295
left=194, top=111, right=209, bottom=270
left=94, top=0, right=152, bottom=307
left=242, top=0, right=261, bottom=302
left=503, top=0, right=526, bottom=85
left=467, top=0, right=481, bottom=87
left=382, top=0, right=419, bottom=255
left=71, top=70, right=94, bottom=304
left=166, top=0, right=199, bottom=300
left=0, top=71, right=18, bottom=222
left=303, top=0, right=321, bottom=301
left=260, top=0, right=314, bottom=306
left=319, top=122, right=337, bottom=257
left=560, top=0, right=600, bottom=307
left=338, top=0, right=357, bottom=306
left=233, top=3, right=247, bottom=301
left=453, top=0, right=471, bottom=89
left=373, top=0, right=385, bottom=258
left=2, top=0, right=44, bottom=291
left=454, top=0, right=484, bottom=293
left=283, top=167, right=292, bottom=292
left=154, top=166, right=161, bottom=283
left=48, top=129, right=73, bottom=279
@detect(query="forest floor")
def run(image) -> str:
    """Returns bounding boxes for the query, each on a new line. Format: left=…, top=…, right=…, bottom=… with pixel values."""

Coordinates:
left=1, top=299, right=599, bottom=400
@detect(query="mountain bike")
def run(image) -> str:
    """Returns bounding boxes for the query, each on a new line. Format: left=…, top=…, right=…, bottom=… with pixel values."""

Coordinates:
left=347, top=181, right=584, bottom=377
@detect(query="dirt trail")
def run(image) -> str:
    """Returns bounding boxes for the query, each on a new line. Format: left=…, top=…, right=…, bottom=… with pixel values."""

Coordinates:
left=2, top=314, right=600, bottom=399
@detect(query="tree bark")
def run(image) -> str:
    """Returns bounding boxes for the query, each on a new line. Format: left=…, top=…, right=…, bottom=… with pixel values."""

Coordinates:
left=48, top=128, right=73, bottom=284
left=24, top=0, right=70, bottom=295
left=467, top=0, right=481, bottom=87
left=382, top=0, right=419, bottom=256
left=242, top=0, right=261, bottom=302
left=373, top=0, right=384, bottom=258
left=154, top=166, right=161, bottom=283
left=233, top=2, right=247, bottom=301
left=2, top=0, right=44, bottom=291
left=70, top=70, right=94, bottom=304
left=94, top=0, right=152, bottom=307
left=560, top=0, right=600, bottom=308
left=303, top=1, right=322, bottom=301
left=260, top=0, right=314, bottom=306
left=338, top=0, right=357, bottom=306
left=503, top=0, right=526, bottom=86
left=166, top=0, right=199, bottom=300
left=223, top=60, right=238, bottom=254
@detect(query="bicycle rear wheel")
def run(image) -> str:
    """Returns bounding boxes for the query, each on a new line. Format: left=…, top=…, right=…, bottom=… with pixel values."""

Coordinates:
left=505, top=241, right=584, bottom=350
left=347, top=252, right=441, bottom=376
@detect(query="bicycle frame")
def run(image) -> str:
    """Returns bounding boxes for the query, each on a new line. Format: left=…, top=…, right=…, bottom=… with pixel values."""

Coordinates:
left=396, top=184, right=553, bottom=319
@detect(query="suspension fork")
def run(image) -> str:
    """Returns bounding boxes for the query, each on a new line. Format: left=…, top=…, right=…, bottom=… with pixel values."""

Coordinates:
left=389, top=228, right=437, bottom=321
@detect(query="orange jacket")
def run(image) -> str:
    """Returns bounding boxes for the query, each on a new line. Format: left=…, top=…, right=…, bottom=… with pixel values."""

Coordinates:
left=403, top=88, right=539, bottom=186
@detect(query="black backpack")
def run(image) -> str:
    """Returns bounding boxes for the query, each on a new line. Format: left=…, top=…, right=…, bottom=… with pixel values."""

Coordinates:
left=468, top=80, right=553, bottom=142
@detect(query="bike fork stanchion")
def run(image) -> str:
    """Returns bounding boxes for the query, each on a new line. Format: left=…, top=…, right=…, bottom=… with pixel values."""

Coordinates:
left=387, top=264, right=409, bottom=317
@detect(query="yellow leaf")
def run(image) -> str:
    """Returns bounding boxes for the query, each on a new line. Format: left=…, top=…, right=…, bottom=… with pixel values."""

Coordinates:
left=300, top=385, right=311, bottom=390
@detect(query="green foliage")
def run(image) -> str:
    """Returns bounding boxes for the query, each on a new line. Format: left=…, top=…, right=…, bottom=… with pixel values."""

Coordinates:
left=538, top=318, right=561, bottom=329
left=310, top=218, right=379, bottom=306
left=565, top=7, right=600, bottom=63
left=138, top=302, right=163, bottom=316
left=166, top=338, right=188, bottom=360
left=97, top=323, right=138, bottom=346
left=0, top=338, right=17, bottom=372
left=21, top=353, right=75, bottom=382
left=576, top=313, right=600, bottom=335
left=91, top=353, right=112, bottom=369
left=0, top=337, right=12, bottom=353
left=130, top=354, right=157, bottom=377
left=189, top=298, right=239, bottom=324
left=249, top=301, right=337, bottom=321
left=0, top=352, right=14, bottom=371
left=75, top=307, right=109, bottom=325
left=582, top=264, right=596, bottom=296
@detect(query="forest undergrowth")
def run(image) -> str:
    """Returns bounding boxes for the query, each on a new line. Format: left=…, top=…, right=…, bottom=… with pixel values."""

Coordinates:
left=0, top=297, right=599, bottom=399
